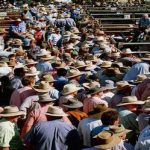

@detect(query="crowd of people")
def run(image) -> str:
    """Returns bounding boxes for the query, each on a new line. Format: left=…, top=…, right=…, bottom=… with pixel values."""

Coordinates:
left=0, top=1, right=150, bottom=150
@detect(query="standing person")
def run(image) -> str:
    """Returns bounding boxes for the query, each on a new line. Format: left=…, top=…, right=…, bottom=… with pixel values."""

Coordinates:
left=25, top=105, right=81, bottom=150
left=0, top=106, right=24, bottom=150
left=139, top=14, right=150, bottom=31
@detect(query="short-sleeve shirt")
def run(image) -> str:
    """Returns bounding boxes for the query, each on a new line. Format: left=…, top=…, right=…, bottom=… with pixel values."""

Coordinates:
left=0, top=118, right=23, bottom=150
left=25, top=120, right=80, bottom=150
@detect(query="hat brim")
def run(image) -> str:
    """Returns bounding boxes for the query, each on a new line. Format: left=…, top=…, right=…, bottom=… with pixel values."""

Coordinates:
left=33, top=86, right=51, bottom=93
left=94, top=136, right=120, bottom=149
left=25, top=62, right=38, bottom=66
left=45, top=112, right=68, bottom=117
left=117, top=84, right=134, bottom=91
left=87, top=87, right=106, bottom=95
left=117, top=101, right=145, bottom=107
left=38, top=98, right=56, bottom=102
left=67, top=73, right=84, bottom=79
left=25, top=71, right=40, bottom=76
left=0, top=111, right=25, bottom=117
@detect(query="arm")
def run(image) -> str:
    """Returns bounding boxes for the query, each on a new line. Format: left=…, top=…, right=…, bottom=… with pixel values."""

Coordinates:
left=0, top=147, right=10, bottom=150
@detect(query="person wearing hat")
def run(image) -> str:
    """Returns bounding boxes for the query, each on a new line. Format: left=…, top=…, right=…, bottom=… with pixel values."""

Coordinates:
left=0, top=106, right=24, bottom=150
left=65, top=13, right=76, bottom=31
left=110, top=81, right=133, bottom=108
left=21, top=92, right=56, bottom=137
left=42, top=74, right=59, bottom=99
left=10, top=67, right=25, bottom=89
left=25, top=105, right=81, bottom=150
left=109, top=125, right=134, bottom=150
left=117, top=96, right=144, bottom=145
left=63, top=98, right=87, bottom=127
left=83, top=87, right=108, bottom=114
left=59, top=83, right=80, bottom=108
left=10, top=76, right=36, bottom=107
left=90, top=109, right=120, bottom=138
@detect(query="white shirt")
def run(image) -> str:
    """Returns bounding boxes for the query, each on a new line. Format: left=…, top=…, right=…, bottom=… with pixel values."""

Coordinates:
left=78, top=118, right=102, bottom=147
left=48, top=33, right=61, bottom=45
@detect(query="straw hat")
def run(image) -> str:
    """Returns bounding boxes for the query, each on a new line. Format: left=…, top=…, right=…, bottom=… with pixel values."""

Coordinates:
left=142, top=100, right=150, bottom=111
left=117, top=96, right=144, bottom=106
left=70, top=34, right=80, bottom=39
left=141, top=54, right=150, bottom=61
left=87, top=87, right=105, bottom=95
left=0, top=61, right=8, bottom=67
left=109, top=124, right=131, bottom=137
left=45, top=105, right=68, bottom=117
left=85, top=61, right=97, bottom=71
left=65, top=44, right=74, bottom=50
left=33, top=81, right=51, bottom=93
left=116, top=81, right=133, bottom=91
left=93, top=131, right=120, bottom=149
left=101, top=61, right=112, bottom=68
left=0, top=106, right=24, bottom=117
left=73, top=61, right=87, bottom=69
left=130, top=74, right=147, bottom=84
left=25, top=59, right=37, bottom=66
left=121, top=48, right=133, bottom=54
left=41, top=55, right=55, bottom=61
left=63, top=98, right=83, bottom=108
left=37, top=49, right=50, bottom=57
left=111, top=52, right=120, bottom=58
left=86, top=54, right=99, bottom=63
left=0, top=28, right=6, bottom=34
left=38, top=93, right=56, bottom=103
left=42, top=74, right=55, bottom=83
left=61, top=84, right=80, bottom=95
left=66, top=69, right=83, bottom=79
left=96, top=36, right=106, bottom=42
left=71, top=28, right=80, bottom=34
left=25, top=67, right=40, bottom=76
left=83, top=81, right=100, bottom=89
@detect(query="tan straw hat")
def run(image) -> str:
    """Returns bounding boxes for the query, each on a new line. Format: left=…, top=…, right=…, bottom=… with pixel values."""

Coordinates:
left=0, top=106, right=24, bottom=117
left=41, top=55, right=55, bottom=61
left=66, top=69, right=83, bottom=79
left=63, top=98, right=83, bottom=108
left=38, top=93, right=56, bottom=102
left=25, top=59, right=37, bottom=66
left=93, top=131, right=120, bottom=149
left=117, top=96, right=144, bottom=107
left=61, top=84, right=80, bottom=95
left=101, top=61, right=112, bottom=68
left=116, top=81, right=133, bottom=91
left=83, top=81, right=100, bottom=89
left=25, top=67, right=40, bottom=76
left=42, top=74, right=55, bottom=83
left=45, top=105, right=68, bottom=117
left=141, top=54, right=150, bottom=61
left=33, top=81, right=51, bottom=93
left=109, top=124, right=131, bottom=137
left=73, top=61, right=87, bottom=69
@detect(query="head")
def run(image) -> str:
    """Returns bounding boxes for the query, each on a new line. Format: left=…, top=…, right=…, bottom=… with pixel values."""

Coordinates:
left=14, top=67, right=25, bottom=78
left=101, top=110, right=120, bottom=126
left=143, top=14, right=149, bottom=19
left=123, top=104, right=138, bottom=112
left=9, top=54, right=16, bottom=64
left=22, top=76, right=35, bottom=87
left=57, top=68, right=67, bottom=77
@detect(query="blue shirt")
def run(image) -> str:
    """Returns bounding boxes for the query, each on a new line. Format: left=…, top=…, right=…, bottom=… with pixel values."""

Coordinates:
left=91, top=125, right=109, bottom=137
left=36, top=61, right=53, bottom=73
left=123, top=62, right=150, bottom=81
left=25, top=120, right=79, bottom=150
left=139, top=18, right=150, bottom=28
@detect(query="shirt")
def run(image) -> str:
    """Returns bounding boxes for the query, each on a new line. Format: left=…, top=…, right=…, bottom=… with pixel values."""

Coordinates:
left=138, top=113, right=149, bottom=131
left=78, top=118, right=102, bottom=147
left=83, top=96, right=108, bottom=114
left=36, top=61, right=53, bottom=73
left=123, top=62, right=149, bottom=81
left=10, top=86, right=36, bottom=107
left=139, top=17, right=150, bottom=28
left=0, top=118, right=23, bottom=150
left=25, top=120, right=80, bottom=150
left=11, top=76, right=23, bottom=90
left=48, top=33, right=62, bottom=45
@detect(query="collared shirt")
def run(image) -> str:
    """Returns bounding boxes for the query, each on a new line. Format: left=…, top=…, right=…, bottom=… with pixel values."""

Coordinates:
left=11, top=76, right=23, bottom=90
left=10, top=86, right=36, bottom=107
left=48, top=33, right=62, bottom=45
left=25, top=120, right=79, bottom=150
left=83, top=96, right=108, bottom=114
left=135, top=125, right=150, bottom=150
left=0, top=118, right=23, bottom=150
left=78, top=118, right=102, bottom=147
left=36, top=61, right=53, bottom=73
left=123, top=62, right=149, bottom=81
left=101, top=92, right=114, bottom=106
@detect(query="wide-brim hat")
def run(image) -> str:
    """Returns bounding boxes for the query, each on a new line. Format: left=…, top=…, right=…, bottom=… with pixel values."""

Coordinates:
left=94, top=131, right=121, bottom=149
left=117, top=96, right=145, bottom=106
left=0, top=106, right=24, bottom=117
left=87, top=87, right=105, bottom=95
left=141, top=54, right=150, bottom=61
left=101, top=61, right=112, bottom=68
left=73, top=61, right=88, bottom=69
left=129, top=74, right=147, bottom=84
left=45, top=106, right=68, bottom=117
left=25, top=59, right=37, bottom=66
left=116, top=81, right=133, bottom=91
left=83, top=81, right=100, bottom=89
left=38, top=93, right=56, bottom=102
left=41, top=55, right=55, bottom=61
left=0, top=28, right=7, bottom=34
left=109, top=124, right=131, bottom=137
left=101, top=80, right=116, bottom=90
left=42, top=74, right=56, bottom=82
left=63, top=98, right=83, bottom=108
left=37, top=49, right=50, bottom=57
left=33, top=81, right=52, bottom=93
left=142, top=99, right=150, bottom=111
left=25, top=67, right=40, bottom=76
left=66, top=69, right=83, bottom=79
left=61, top=84, right=80, bottom=95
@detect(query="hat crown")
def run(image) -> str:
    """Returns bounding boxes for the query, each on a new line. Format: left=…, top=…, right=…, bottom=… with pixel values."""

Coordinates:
left=74, top=61, right=86, bottom=68
left=47, top=106, right=65, bottom=115
left=38, top=81, right=50, bottom=90
left=136, top=74, right=147, bottom=81
left=122, top=96, right=138, bottom=103
left=110, top=125, right=126, bottom=134
left=62, top=84, right=79, bottom=94
left=2, top=106, right=19, bottom=114
left=67, top=69, right=81, bottom=77
left=122, top=48, right=132, bottom=53
left=144, top=54, right=150, bottom=59
left=38, top=93, right=54, bottom=102
left=27, top=67, right=38, bottom=74
left=101, top=61, right=112, bottom=67
left=116, top=81, right=129, bottom=89
left=43, top=74, right=54, bottom=82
